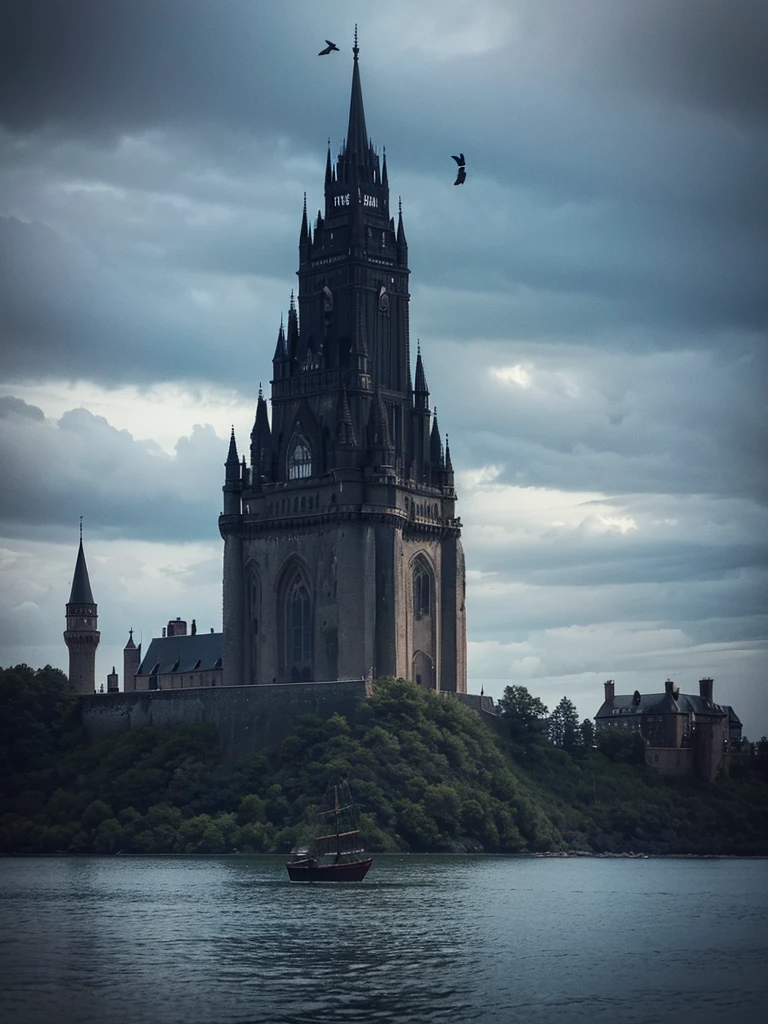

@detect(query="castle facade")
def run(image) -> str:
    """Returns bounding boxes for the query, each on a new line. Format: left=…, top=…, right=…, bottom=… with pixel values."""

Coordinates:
left=595, top=677, right=741, bottom=781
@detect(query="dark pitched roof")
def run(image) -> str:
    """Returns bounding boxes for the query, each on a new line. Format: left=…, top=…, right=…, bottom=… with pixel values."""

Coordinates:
left=137, top=633, right=223, bottom=676
left=68, top=539, right=95, bottom=605
left=596, top=690, right=728, bottom=720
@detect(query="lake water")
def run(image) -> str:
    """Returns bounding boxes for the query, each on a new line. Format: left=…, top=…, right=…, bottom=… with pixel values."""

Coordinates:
left=1, top=855, right=766, bottom=1024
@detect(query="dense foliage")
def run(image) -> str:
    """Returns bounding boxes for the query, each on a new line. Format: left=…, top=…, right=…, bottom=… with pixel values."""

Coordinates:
left=2, top=666, right=767, bottom=856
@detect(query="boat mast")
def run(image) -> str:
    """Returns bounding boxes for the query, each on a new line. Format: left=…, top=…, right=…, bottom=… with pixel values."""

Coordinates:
left=334, top=785, right=341, bottom=863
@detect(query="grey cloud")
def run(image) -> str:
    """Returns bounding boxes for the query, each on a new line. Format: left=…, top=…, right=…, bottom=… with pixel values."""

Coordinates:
left=0, top=398, right=225, bottom=542
left=1, top=1, right=765, bottom=401
left=0, top=215, right=281, bottom=386
left=0, top=395, right=45, bottom=420
left=566, top=0, right=768, bottom=128
left=428, top=339, right=768, bottom=506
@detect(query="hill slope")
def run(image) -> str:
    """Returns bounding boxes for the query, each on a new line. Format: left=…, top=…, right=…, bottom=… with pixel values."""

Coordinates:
left=2, top=667, right=767, bottom=855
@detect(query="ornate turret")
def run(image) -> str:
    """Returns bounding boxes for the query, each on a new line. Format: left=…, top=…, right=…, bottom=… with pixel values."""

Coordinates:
left=223, top=427, right=242, bottom=516
left=63, top=522, right=100, bottom=694
left=414, top=343, right=429, bottom=412
left=272, top=316, right=287, bottom=380
left=250, top=385, right=272, bottom=487
left=430, top=410, right=444, bottom=472
left=396, top=196, right=408, bottom=266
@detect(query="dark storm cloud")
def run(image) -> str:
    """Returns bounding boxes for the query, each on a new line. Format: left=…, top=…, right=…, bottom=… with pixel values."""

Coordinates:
left=0, top=214, right=283, bottom=385
left=0, top=398, right=223, bottom=541
left=552, top=0, right=768, bottom=128
left=426, top=338, right=768, bottom=507
left=1, top=0, right=766, bottom=388
left=1, top=0, right=298, bottom=137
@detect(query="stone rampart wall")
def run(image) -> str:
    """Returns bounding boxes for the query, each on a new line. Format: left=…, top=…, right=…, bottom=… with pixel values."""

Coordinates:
left=645, top=746, right=694, bottom=776
left=79, top=679, right=372, bottom=764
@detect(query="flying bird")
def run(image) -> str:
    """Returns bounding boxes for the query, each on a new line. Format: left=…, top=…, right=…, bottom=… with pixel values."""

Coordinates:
left=318, top=40, right=340, bottom=55
left=452, top=153, right=466, bottom=186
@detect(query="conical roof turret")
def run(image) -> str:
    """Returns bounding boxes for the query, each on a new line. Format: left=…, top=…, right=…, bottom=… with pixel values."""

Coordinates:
left=430, top=411, right=444, bottom=467
left=415, top=344, right=428, bottom=394
left=68, top=537, right=95, bottom=605
left=286, top=290, right=299, bottom=359
left=226, top=426, right=239, bottom=466
left=396, top=197, right=407, bottom=247
left=325, top=140, right=333, bottom=184
left=299, top=192, right=310, bottom=244
left=251, top=385, right=271, bottom=444
left=414, top=342, right=430, bottom=413
left=272, top=316, right=286, bottom=362
left=445, top=435, right=454, bottom=472
left=250, top=384, right=272, bottom=476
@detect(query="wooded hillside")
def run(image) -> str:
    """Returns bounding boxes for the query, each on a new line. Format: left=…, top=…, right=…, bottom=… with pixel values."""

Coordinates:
left=2, top=665, right=767, bottom=856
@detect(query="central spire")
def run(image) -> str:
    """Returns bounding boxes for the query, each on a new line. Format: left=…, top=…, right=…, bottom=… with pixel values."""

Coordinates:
left=346, top=25, right=369, bottom=165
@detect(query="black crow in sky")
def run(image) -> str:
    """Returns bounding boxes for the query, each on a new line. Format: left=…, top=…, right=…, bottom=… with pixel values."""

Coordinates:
left=452, top=153, right=466, bottom=185
left=318, top=40, right=340, bottom=55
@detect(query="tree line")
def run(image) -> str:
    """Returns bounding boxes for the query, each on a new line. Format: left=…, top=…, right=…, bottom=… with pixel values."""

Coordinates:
left=1, top=665, right=767, bottom=857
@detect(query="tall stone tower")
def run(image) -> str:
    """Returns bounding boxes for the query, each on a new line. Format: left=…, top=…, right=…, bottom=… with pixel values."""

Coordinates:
left=219, top=37, right=466, bottom=691
left=63, top=526, right=100, bottom=694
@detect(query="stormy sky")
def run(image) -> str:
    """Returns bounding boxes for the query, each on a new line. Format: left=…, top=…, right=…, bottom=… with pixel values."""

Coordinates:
left=1, top=0, right=766, bottom=734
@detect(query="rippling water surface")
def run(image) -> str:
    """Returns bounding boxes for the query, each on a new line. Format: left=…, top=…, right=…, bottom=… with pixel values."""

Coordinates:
left=1, top=855, right=766, bottom=1023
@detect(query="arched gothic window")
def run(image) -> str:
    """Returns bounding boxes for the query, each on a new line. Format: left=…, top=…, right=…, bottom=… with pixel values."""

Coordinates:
left=288, top=437, right=312, bottom=480
left=413, top=559, right=431, bottom=620
left=286, top=571, right=312, bottom=680
left=246, top=571, right=262, bottom=685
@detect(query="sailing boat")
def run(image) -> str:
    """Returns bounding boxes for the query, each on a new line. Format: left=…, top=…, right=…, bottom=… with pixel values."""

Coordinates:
left=286, top=783, right=373, bottom=882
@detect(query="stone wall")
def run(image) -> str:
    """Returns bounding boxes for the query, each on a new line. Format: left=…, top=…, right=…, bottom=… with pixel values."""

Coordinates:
left=80, top=679, right=372, bottom=764
left=645, top=746, right=694, bottom=776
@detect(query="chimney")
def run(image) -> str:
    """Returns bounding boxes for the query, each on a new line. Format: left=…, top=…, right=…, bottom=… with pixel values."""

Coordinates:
left=699, top=677, right=714, bottom=702
left=162, top=627, right=166, bottom=638
left=167, top=618, right=187, bottom=637
left=664, top=678, right=679, bottom=697
left=604, top=679, right=615, bottom=703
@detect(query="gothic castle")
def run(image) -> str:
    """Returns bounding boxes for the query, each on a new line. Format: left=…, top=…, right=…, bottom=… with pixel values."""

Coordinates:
left=219, top=43, right=467, bottom=691
left=63, top=47, right=743, bottom=785
left=66, top=44, right=467, bottom=698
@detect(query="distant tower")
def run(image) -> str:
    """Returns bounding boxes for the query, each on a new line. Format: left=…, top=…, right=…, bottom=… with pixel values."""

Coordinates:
left=106, top=667, right=119, bottom=693
left=63, top=522, right=100, bottom=694
left=123, top=628, right=141, bottom=692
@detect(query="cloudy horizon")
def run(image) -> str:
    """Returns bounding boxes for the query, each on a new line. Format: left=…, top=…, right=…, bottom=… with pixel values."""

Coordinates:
left=1, top=1, right=766, bottom=734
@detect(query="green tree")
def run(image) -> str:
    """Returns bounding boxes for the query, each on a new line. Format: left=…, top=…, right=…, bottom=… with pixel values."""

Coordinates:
left=549, top=697, right=581, bottom=752
left=498, top=686, right=549, bottom=738
left=0, top=665, right=77, bottom=783
left=580, top=718, right=595, bottom=750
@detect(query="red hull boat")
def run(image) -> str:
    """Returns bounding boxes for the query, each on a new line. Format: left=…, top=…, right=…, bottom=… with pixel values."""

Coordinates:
left=285, top=856, right=373, bottom=883
left=286, top=783, right=373, bottom=882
